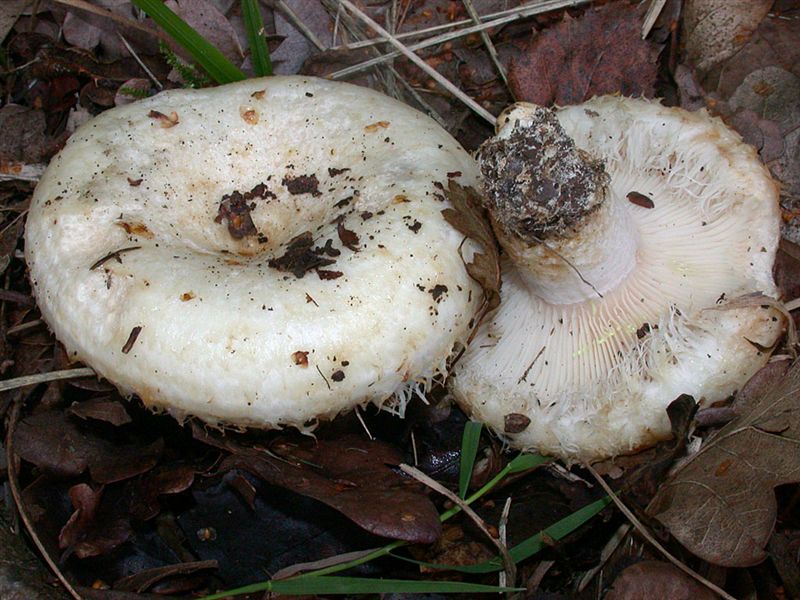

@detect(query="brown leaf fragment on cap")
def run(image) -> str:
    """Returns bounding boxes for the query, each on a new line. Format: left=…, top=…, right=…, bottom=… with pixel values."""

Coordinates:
left=292, top=351, right=309, bottom=367
left=283, top=174, right=321, bottom=197
left=442, top=182, right=501, bottom=332
left=148, top=110, right=179, bottom=128
left=627, top=191, right=655, bottom=209
left=117, top=221, right=154, bottom=239
left=504, top=413, right=531, bottom=433
left=122, top=326, right=142, bottom=354
left=328, top=167, right=351, bottom=177
left=336, top=217, right=360, bottom=251
left=268, top=232, right=335, bottom=278
left=331, top=370, right=345, bottom=382
left=215, top=191, right=258, bottom=239
left=127, top=177, right=143, bottom=187
left=317, top=269, right=343, bottom=280
left=364, top=121, right=390, bottom=133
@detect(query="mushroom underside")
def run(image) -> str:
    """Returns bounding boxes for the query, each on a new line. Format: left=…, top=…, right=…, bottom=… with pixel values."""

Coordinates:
left=452, top=96, right=785, bottom=462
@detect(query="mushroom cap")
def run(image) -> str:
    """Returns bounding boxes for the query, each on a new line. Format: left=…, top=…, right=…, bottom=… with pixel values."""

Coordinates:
left=451, top=96, right=785, bottom=461
left=25, top=76, right=483, bottom=429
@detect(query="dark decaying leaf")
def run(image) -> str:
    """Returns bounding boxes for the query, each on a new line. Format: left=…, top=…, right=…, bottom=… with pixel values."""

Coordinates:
left=194, top=427, right=442, bottom=544
left=508, top=1, right=662, bottom=106
left=59, top=484, right=133, bottom=559
left=13, top=411, right=163, bottom=483
left=0, top=104, right=60, bottom=164
left=647, top=361, right=800, bottom=566
left=177, top=471, right=381, bottom=584
left=125, top=464, right=196, bottom=521
left=113, top=560, right=218, bottom=594
left=68, top=397, right=132, bottom=426
left=442, top=182, right=501, bottom=322
left=604, top=560, right=719, bottom=600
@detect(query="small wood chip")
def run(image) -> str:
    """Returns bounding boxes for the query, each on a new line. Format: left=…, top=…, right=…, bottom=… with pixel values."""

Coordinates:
left=122, top=326, right=143, bottom=354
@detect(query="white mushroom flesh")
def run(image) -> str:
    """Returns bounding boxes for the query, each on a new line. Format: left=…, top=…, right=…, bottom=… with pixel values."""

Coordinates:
left=452, top=96, right=785, bottom=461
left=25, top=76, right=483, bottom=429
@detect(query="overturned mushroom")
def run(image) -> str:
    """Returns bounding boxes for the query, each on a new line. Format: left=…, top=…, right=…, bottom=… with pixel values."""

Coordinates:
left=452, top=97, right=788, bottom=462
left=25, top=76, right=483, bottom=429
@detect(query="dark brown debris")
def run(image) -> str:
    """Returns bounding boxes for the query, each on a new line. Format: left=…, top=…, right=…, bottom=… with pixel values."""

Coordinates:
left=268, top=231, right=335, bottom=278
left=283, top=174, right=321, bottom=197
left=215, top=191, right=258, bottom=239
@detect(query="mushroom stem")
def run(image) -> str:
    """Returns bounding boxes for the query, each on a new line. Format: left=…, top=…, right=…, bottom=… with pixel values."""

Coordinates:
left=477, top=105, right=639, bottom=304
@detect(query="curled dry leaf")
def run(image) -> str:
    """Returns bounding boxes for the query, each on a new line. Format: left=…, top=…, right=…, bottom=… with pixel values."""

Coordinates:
left=59, top=483, right=133, bottom=559
left=508, top=1, right=662, bottom=106
left=647, top=361, right=800, bottom=567
left=442, top=182, right=501, bottom=327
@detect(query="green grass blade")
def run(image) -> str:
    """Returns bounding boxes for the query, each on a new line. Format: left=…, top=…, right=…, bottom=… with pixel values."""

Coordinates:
left=458, top=421, right=482, bottom=498
left=132, top=0, right=245, bottom=84
left=241, top=0, right=272, bottom=76
left=391, top=496, right=612, bottom=574
left=507, top=452, right=549, bottom=473
left=200, top=575, right=523, bottom=598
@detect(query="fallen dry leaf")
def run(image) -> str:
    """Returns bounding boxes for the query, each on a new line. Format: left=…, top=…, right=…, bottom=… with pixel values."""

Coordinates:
left=13, top=410, right=163, bottom=483
left=442, top=182, right=501, bottom=323
left=68, top=397, right=132, bottom=426
left=271, top=0, right=331, bottom=75
left=0, top=105, right=53, bottom=164
left=647, top=360, right=800, bottom=567
left=508, top=1, right=662, bottom=106
left=59, top=483, right=133, bottom=559
left=605, top=560, right=719, bottom=600
left=195, top=427, right=442, bottom=544
left=681, top=0, right=773, bottom=74
left=0, top=0, right=30, bottom=44
left=164, top=0, right=243, bottom=67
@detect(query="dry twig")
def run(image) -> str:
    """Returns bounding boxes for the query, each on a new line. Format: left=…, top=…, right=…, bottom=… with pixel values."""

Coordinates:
left=461, top=0, right=509, bottom=90
left=0, top=367, right=96, bottom=393
left=336, top=0, right=496, bottom=125
left=330, top=0, right=594, bottom=51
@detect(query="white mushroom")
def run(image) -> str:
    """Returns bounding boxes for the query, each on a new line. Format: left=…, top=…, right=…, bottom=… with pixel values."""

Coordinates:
left=25, top=76, right=484, bottom=430
left=451, top=97, right=788, bottom=462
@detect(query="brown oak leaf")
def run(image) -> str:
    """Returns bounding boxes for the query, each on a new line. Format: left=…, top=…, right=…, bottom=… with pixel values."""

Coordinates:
left=508, top=1, right=662, bottom=106
left=647, top=360, right=800, bottom=567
